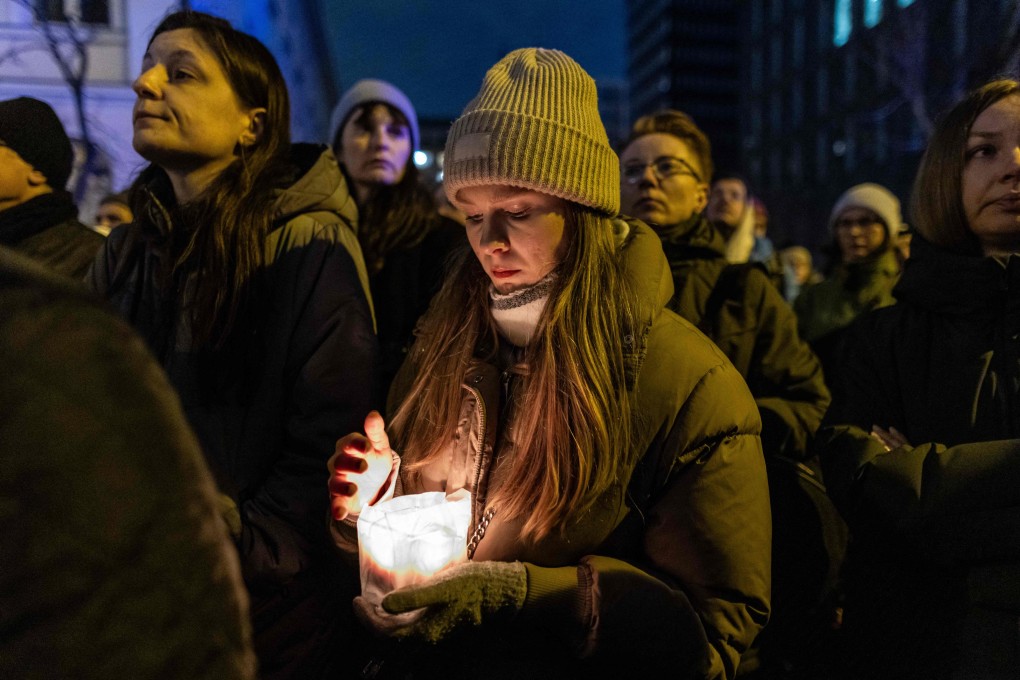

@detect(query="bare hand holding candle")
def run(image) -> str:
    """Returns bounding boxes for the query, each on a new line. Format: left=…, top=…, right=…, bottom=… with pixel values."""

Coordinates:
left=328, top=411, right=397, bottom=521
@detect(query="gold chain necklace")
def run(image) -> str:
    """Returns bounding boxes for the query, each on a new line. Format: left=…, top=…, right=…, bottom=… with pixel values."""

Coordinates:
left=466, top=506, right=496, bottom=559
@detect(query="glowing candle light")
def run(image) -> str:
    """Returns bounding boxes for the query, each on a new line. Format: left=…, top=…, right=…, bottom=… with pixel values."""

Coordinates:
left=357, top=490, right=473, bottom=604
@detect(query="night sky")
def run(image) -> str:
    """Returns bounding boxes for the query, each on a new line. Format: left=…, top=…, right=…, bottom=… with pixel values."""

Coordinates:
left=322, top=0, right=627, bottom=121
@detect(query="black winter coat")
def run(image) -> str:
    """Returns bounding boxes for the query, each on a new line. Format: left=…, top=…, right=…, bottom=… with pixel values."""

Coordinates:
left=87, top=145, right=378, bottom=679
left=370, top=215, right=463, bottom=408
left=0, top=191, right=103, bottom=280
left=818, top=235, right=1020, bottom=679
left=0, top=247, right=256, bottom=680
left=654, top=214, right=829, bottom=460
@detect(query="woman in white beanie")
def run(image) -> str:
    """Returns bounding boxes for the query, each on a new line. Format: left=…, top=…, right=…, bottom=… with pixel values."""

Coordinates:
left=328, top=48, right=770, bottom=679
left=816, top=78, right=1020, bottom=679
left=793, top=182, right=903, bottom=384
left=329, top=79, right=462, bottom=404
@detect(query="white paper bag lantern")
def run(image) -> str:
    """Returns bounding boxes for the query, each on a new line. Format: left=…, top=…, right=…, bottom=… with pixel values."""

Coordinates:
left=357, top=490, right=473, bottom=604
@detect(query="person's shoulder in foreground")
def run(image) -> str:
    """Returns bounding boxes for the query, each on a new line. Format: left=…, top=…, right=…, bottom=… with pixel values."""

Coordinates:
left=0, top=247, right=256, bottom=680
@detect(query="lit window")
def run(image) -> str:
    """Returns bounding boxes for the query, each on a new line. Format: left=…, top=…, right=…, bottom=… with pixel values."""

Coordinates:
left=865, top=0, right=882, bottom=27
left=834, top=0, right=852, bottom=47
left=897, top=0, right=915, bottom=6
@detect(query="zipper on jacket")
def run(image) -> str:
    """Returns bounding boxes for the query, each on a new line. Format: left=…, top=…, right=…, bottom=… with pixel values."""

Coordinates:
left=501, top=368, right=512, bottom=406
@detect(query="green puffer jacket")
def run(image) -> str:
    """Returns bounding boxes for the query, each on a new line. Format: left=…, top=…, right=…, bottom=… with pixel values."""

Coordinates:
left=793, top=247, right=900, bottom=344
left=654, top=214, right=829, bottom=460
left=817, top=235, right=1020, bottom=679
left=335, top=220, right=771, bottom=680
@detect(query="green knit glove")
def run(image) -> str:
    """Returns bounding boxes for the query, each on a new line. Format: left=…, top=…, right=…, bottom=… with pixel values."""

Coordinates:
left=379, top=560, right=527, bottom=643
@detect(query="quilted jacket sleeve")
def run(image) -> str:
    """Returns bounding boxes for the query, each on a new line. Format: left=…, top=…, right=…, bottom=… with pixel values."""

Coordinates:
left=818, top=320, right=1020, bottom=567
left=237, top=217, right=378, bottom=586
left=743, top=268, right=831, bottom=460
left=521, top=355, right=772, bottom=680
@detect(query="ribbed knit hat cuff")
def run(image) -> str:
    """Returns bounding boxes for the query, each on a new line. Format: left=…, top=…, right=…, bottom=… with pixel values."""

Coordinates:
left=328, top=79, right=420, bottom=151
left=444, top=109, right=620, bottom=216
left=828, top=184, right=901, bottom=239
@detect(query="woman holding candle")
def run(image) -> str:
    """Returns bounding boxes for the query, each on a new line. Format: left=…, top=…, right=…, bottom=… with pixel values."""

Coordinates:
left=329, top=48, right=770, bottom=680
left=87, top=11, right=377, bottom=679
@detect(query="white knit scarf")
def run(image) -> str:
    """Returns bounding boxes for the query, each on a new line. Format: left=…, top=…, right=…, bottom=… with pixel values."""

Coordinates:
left=489, top=272, right=558, bottom=347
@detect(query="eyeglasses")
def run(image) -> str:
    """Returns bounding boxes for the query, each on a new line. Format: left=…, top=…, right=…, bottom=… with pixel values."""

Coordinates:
left=834, top=216, right=884, bottom=231
left=622, top=156, right=702, bottom=185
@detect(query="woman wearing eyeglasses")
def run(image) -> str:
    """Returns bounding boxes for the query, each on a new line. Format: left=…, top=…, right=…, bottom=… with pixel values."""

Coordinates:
left=620, top=110, right=828, bottom=463
left=794, top=183, right=902, bottom=343
left=620, top=109, right=834, bottom=676
left=793, top=183, right=903, bottom=386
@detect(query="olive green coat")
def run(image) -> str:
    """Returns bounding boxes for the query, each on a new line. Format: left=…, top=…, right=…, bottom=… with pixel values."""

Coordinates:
left=335, top=220, right=772, bottom=680
left=793, top=248, right=900, bottom=344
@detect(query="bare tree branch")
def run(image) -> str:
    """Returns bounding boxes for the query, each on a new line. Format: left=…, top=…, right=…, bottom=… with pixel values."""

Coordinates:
left=0, top=41, right=37, bottom=68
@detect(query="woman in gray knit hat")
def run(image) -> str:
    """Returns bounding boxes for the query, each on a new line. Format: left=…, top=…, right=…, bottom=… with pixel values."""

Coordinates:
left=329, top=48, right=770, bottom=680
left=329, top=79, right=462, bottom=406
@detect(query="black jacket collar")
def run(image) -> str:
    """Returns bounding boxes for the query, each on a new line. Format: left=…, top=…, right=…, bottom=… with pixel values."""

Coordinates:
left=0, top=191, right=78, bottom=246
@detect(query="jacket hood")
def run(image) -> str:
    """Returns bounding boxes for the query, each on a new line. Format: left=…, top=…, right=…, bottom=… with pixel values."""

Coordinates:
left=617, top=218, right=674, bottom=386
left=619, top=217, right=674, bottom=324
left=894, top=234, right=1020, bottom=316
left=273, top=143, right=358, bottom=228
left=138, top=143, right=358, bottom=237
left=652, top=212, right=729, bottom=261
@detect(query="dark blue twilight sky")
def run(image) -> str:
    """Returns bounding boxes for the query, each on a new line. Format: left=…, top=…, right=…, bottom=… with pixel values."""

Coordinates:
left=322, top=0, right=627, bottom=121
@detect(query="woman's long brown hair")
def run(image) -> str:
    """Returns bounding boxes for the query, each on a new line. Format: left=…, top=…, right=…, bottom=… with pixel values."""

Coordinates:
left=334, top=103, right=439, bottom=274
left=389, top=206, right=637, bottom=542
left=129, top=10, right=294, bottom=350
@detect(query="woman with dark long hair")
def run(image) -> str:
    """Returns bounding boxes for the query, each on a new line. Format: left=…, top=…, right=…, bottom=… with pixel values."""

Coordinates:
left=87, top=11, right=377, bottom=679
left=329, top=80, right=461, bottom=403
left=818, top=78, right=1020, bottom=679
left=329, top=48, right=770, bottom=679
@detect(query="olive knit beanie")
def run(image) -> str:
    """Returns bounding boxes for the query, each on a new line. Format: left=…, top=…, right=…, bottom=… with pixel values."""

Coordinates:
left=0, top=97, right=73, bottom=191
left=443, top=48, right=619, bottom=216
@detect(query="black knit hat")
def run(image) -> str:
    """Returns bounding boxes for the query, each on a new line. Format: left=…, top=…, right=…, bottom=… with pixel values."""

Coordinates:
left=0, top=97, right=73, bottom=190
